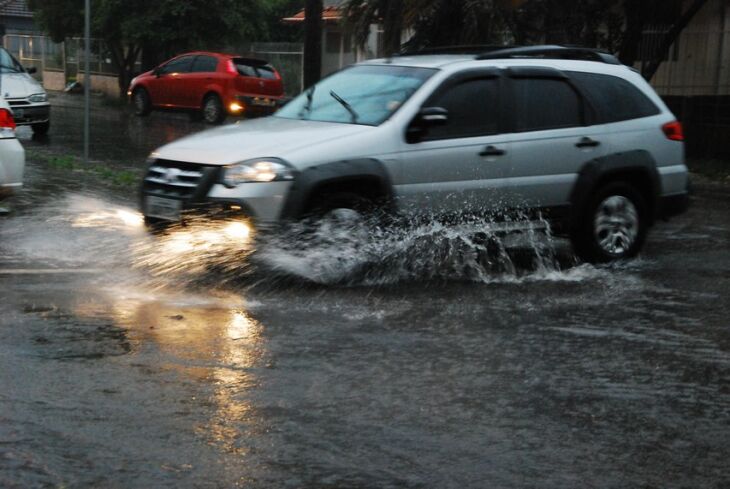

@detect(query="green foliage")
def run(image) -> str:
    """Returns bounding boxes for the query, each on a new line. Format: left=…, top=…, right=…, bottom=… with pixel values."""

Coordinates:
left=29, top=151, right=141, bottom=188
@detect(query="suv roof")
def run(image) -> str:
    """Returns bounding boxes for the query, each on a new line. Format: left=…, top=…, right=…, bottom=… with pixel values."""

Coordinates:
left=362, top=44, right=625, bottom=70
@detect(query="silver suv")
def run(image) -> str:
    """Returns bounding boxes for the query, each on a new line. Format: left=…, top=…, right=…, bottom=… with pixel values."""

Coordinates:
left=141, top=46, right=689, bottom=262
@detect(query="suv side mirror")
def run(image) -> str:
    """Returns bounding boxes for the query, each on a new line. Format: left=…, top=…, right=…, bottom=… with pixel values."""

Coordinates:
left=26, top=66, right=37, bottom=74
left=406, top=106, right=449, bottom=143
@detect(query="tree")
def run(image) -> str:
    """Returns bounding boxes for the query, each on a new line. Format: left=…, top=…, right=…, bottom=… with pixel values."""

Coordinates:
left=303, top=0, right=323, bottom=87
left=28, top=0, right=274, bottom=96
left=343, top=0, right=709, bottom=82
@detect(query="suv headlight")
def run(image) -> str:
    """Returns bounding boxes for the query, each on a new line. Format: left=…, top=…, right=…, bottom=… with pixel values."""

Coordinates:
left=223, top=158, right=295, bottom=187
left=29, top=93, right=48, bottom=103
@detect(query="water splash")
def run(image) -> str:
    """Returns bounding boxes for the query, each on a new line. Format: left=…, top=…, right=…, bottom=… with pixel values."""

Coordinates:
left=1, top=193, right=603, bottom=288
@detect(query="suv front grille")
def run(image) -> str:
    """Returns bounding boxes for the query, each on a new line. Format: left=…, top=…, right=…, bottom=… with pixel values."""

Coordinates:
left=142, top=159, right=222, bottom=201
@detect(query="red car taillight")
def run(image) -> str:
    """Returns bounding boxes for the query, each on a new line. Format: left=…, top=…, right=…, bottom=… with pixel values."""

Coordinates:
left=662, top=120, right=684, bottom=141
left=225, top=59, right=238, bottom=75
left=0, top=108, right=16, bottom=130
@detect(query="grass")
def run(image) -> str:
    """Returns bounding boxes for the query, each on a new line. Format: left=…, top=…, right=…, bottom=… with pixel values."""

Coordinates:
left=28, top=150, right=141, bottom=188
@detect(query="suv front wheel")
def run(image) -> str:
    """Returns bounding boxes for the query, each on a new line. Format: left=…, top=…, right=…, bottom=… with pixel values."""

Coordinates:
left=571, top=181, right=648, bottom=263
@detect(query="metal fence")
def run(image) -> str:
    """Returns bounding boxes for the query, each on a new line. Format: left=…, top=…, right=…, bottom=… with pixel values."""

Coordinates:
left=3, top=35, right=305, bottom=96
left=234, top=42, right=304, bottom=96
left=3, top=34, right=121, bottom=81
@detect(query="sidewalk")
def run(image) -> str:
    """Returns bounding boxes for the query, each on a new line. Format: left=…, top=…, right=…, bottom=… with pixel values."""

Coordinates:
left=47, top=90, right=125, bottom=111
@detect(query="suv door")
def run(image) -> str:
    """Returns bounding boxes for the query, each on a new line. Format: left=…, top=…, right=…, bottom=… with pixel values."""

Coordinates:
left=502, top=69, right=609, bottom=213
left=397, top=70, right=510, bottom=216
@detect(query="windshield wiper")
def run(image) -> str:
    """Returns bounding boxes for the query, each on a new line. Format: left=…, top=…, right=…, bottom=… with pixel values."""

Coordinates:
left=329, top=90, right=359, bottom=123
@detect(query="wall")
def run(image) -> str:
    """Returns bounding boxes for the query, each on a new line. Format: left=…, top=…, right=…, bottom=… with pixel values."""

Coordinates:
left=650, top=0, right=729, bottom=96
left=76, top=72, right=120, bottom=98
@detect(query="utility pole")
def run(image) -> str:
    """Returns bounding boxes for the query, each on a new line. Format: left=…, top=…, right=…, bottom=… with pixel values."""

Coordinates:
left=84, top=0, right=90, bottom=164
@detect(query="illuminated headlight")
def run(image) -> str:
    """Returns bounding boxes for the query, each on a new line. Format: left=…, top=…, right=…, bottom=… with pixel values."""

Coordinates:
left=29, top=93, right=48, bottom=103
left=223, top=158, right=294, bottom=187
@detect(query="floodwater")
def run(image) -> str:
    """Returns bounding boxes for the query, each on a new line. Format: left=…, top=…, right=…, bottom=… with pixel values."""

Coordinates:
left=1, top=100, right=729, bottom=488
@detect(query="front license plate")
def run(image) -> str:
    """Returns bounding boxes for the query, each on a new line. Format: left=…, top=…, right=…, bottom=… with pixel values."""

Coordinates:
left=146, top=196, right=181, bottom=221
left=252, top=98, right=275, bottom=107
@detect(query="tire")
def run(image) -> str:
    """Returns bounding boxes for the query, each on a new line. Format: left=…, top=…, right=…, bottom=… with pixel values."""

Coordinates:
left=132, top=88, right=152, bottom=116
left=31, top=121, right=50, bottom=135
left=570, top=181, right=648, bottom=263
left=202, top=94, right=225, bottom=125
left=308, top=192, right=376, bottom=220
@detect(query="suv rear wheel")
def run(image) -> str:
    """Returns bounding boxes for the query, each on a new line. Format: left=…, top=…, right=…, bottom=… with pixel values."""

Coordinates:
left=571, top=181, right=648, bottom=263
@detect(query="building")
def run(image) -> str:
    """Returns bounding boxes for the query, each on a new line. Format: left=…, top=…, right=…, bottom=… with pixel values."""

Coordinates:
left=282, top=0, right=382, bottom=77
left=0, top=0, right=37, bottom=35
left=645, top=0, right=729, bottom=97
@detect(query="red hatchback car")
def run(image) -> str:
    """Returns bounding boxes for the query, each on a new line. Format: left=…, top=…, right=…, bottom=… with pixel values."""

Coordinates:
left=128, top=51, right=285, bottom=124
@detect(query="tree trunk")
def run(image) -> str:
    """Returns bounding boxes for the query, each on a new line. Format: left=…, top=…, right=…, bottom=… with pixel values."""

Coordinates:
left=642, top=0, right=709, bottom=80
left=383, top=0, right=403, bottom=56
left=303, top=0, right=323, bottom=88
left=618, top=0, right=652, bottom=66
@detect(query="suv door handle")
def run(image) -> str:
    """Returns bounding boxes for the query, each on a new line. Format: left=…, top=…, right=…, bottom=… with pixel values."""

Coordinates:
left=479, top=145, right=506, bottom=157
left=575, top=137, right=601, bottom=148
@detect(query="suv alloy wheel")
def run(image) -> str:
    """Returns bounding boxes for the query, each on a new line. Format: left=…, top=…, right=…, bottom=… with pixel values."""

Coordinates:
left=571, top=181, right=648, bottom=263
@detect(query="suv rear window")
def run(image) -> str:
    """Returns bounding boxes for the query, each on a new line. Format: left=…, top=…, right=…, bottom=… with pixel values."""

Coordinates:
left=511, top=78, right=583, bottom=132
left=569, top=71, right=660, bottom=123
left=234, top=58, right=277, bottom=79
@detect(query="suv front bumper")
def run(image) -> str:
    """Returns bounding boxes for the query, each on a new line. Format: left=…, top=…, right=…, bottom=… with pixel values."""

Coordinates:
left=140, top=159, right=292, bottom=224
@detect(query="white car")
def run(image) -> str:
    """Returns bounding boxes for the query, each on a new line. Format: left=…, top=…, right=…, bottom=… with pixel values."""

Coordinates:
left=0, top=95, right=25, bottom=201
left=141, top=46, right=689, bottom=262
left=0, top=47, right=50, bottom=135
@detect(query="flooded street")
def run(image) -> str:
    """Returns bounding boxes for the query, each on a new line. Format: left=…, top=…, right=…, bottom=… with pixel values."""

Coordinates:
left=1, top=99, right=729, bottom=488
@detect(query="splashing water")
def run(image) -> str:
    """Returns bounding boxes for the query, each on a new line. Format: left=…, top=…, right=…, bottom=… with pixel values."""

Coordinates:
left=1, top=193, right=602, bottom=288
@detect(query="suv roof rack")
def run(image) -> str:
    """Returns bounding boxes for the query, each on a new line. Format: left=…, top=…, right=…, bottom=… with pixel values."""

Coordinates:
left=475, top=45, right=621, bottom=65
left=398, top=45, right=514, bottom=56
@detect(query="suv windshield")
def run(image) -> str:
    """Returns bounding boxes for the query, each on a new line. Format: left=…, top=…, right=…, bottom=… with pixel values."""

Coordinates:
left=276, top=65, right=436, bottom=126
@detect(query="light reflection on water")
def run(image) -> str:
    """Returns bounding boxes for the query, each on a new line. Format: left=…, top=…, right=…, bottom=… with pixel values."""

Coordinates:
left=74, top=287, right=266, bottom=456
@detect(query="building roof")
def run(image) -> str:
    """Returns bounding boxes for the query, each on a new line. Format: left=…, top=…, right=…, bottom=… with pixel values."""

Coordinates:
left=282, top=2, right=344, bottom=24
left=0, top=0, right=33, bottom=18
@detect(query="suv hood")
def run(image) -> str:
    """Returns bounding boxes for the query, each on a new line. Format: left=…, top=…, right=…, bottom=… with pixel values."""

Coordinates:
left=1, top=73, right=45, bottom=99
left=152, top=117, right=374, bottom=166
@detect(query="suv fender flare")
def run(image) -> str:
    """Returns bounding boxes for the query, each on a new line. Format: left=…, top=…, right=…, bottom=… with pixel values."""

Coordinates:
left=569, top=150, right=661, bottom=227
left=279, top=158, right=395, bottom=219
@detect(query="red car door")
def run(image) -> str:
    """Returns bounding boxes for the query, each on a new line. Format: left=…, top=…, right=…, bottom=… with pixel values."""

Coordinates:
left=146, top=55, right=194, bottom=107
left=185, top=55, right=222, bottom=108
left=163, top=55, right=195, bottom=107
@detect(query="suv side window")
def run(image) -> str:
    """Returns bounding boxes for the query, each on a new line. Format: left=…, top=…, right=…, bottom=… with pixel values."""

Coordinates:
left=424, top=77, right=500, bottom=140
left=568, top=71, right=661, bottom=123
left=191, top=55, right=219, bottom=73
left=160, top=56, right=194, bottom=75
left=511, top=78, right=583, bottom=132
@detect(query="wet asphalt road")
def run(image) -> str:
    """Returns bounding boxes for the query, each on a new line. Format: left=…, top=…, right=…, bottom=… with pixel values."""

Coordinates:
left=1, top=99, right=729, bottom=488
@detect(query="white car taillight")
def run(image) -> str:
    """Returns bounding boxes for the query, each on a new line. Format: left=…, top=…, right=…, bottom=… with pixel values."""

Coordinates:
left=0, top=108, right=16, bottom=139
